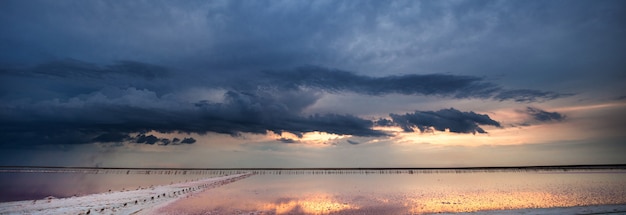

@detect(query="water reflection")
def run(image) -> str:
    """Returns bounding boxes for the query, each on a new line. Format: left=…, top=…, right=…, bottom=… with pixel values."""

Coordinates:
left=157, top=170, right=626, bottom=214
left=260, top=194, right=359, bottom=214
left=406, top=191, right=563, bottom=213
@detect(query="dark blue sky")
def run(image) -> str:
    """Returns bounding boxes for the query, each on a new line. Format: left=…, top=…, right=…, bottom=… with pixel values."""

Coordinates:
left=1, top=0, right=625, bottom=167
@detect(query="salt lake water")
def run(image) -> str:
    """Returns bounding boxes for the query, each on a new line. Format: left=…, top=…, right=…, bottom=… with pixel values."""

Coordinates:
left=1, top=167, right=626, bottom=214
left=0, top=169, right=219, bottom=202
left=159, top=169, right=626, bottom=214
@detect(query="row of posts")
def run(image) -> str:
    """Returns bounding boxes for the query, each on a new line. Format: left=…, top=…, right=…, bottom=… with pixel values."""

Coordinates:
left=0, top=168, right=572, bottom=175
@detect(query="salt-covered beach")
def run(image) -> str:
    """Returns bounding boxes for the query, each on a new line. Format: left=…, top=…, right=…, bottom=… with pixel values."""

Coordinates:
left=0, top=173, right=251, bottom=215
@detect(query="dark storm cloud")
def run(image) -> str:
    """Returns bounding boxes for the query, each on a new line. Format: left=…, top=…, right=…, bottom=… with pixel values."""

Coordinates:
left=2, top=0, right=621, bottom=148
left=135, top=134, right=159, bottom=145
left=132, top=134, right=195, bottom=145
left=346, top=140, right=360, bottom=145
left=252, top=66, right=567, bottom=102
left=524, top=107, right=565, bottom=123
left=180, top=138, right=196, bottom=144
left=1, top=58, right=569, bottom=105
left=0, top=0, right=358, bottom=68
left=92, top=133, right=130, bottom=143
left=494, top=90, right=568, bottom=103
left=388, top=108, right=501, bottom=134
left=0, top=86, right=385, bottom=146
left=374, top=118, right=395, bottom=127
left=1, top=0, right=624, bottom=94
left=0, top=59, right=564, bottom=146
left=0, top=59, right=172, bottom=101
left=194, top=91, right=387, bottom=137
left=27, top=59, right=168, bottom=80
left=278, top=138, right=298, bottom=144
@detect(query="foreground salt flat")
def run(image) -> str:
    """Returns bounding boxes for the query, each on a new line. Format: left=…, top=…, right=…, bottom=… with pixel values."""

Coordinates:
left=0, top=173, right=251, bottom=215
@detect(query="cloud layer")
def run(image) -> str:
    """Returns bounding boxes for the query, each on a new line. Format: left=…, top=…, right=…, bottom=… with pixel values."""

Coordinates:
left=387, top=108, right=501, bottom=134
left=0, top=60, right=569, bottom=146
left=524, top=107, right=565, bottom=123
left=255, top=66, right=568, bottom=102
left=1, top=0, right=623, bottom=150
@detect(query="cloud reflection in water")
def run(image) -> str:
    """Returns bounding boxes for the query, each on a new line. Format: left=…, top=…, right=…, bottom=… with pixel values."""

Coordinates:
left=155, top=171, right=626, bottom=214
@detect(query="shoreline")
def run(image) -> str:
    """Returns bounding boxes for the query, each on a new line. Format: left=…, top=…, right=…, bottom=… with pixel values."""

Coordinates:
left=2, top=164, right=625, bottom=172
left=0, top=173, right=251, bottom=215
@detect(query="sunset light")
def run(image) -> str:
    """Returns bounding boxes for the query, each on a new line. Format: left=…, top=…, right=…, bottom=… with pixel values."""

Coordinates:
left=1, top=0, right=625, bottom=214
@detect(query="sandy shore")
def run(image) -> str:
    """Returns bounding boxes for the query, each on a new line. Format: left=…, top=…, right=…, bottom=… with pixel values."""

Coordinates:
left=0, top=173, right=251, bottom=215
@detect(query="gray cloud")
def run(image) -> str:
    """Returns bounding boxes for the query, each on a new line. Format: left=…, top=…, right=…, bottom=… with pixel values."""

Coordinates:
left=28, top=59, right=168, bottom=80
left=252, top=66, right=568, bottom=102
left=180, top=138, right=196, bottom=144
left=2, top=61, right=568, bottom=103
left=386, top=108, right=501, bottom=134
left=92, top=133, right=130, bottom=143
left=135, top=134, right=159, bottom=145
left=0, top=60, right=173, bottom=102
left=278, top=138, right=298, bottom=144
left=524, top=107, right=565, bottom=123
left=132, top=134, right=196, bottom=145
left=346, top=140, right=360, bottom=145
left=494, top=90, right=569, bottom=103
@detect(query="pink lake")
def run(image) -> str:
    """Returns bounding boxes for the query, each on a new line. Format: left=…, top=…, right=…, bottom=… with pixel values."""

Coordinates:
left=154, top=169, right=626, bottom=214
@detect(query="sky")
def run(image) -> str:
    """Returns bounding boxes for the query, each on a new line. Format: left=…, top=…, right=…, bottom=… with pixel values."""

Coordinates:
left=1, top=0, right=625, bottom=168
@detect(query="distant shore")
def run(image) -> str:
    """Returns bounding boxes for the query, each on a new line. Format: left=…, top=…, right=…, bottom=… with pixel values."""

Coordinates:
left=1, top=164, right=625, bottom=174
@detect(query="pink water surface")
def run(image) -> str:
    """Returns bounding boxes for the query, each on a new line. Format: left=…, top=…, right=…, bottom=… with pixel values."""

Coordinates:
left=0, top=172, right=215, bottom=202
left=156, top=170, right=626, bottom=214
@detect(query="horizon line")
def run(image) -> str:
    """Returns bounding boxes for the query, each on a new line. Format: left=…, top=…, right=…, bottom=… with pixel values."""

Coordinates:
left=1, top=164, right=625, bottom=171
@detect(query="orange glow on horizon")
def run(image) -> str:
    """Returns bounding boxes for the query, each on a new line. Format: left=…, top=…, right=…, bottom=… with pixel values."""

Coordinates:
left=259, top=193, right=358, bottom=214
left=381, top=121, right=592, bottom=147
left=553, top=102, right=626, bottom=112
left=407, top=191, right=586, bottom=214
left=268, top=131, right=350, bottom=146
